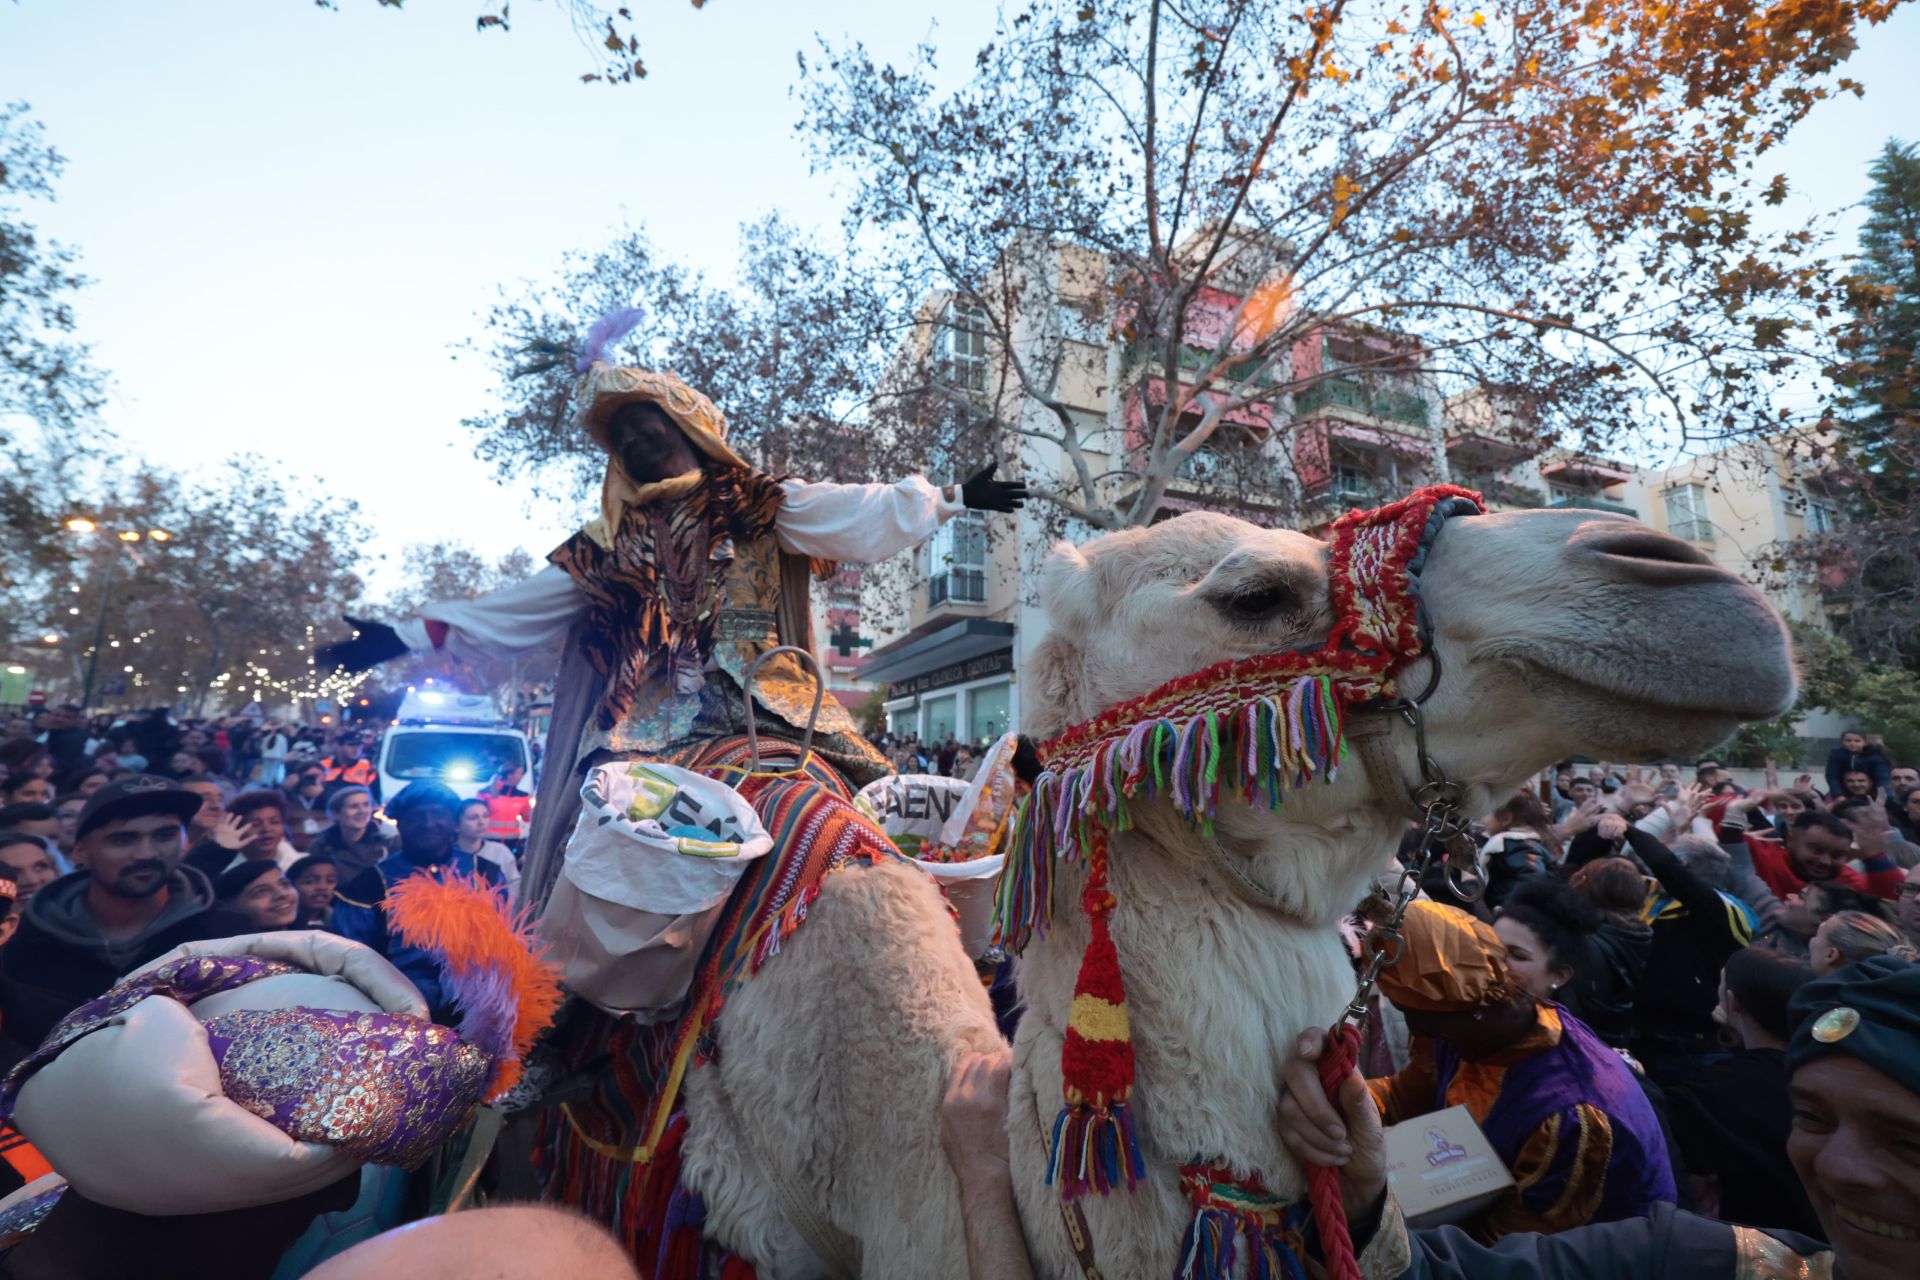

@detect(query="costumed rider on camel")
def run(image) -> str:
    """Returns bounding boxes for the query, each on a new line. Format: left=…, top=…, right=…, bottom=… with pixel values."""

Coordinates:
left=315, top=309, right=1027, bottom=920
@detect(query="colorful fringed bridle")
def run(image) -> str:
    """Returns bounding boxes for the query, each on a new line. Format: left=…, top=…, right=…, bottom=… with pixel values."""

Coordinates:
left=995, top=484, right=1483, bottom=1277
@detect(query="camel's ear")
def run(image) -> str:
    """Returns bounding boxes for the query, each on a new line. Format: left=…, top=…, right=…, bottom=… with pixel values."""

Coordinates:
left=1024, top=540, right=1097, bottom=739
left=1039, top=539, right=1100, bottom=635
left=1021, top=632, right=1085, bottom=741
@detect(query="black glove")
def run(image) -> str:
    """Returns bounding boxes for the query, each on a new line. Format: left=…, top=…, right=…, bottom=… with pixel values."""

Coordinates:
left=1012, top=735, right=1047, bottom=785
left=959, top=462, right=1028, bottom=513
left=313, top=616, right=409, bottom=674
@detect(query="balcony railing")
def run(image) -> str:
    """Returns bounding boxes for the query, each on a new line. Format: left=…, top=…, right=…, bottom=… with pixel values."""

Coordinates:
left=1454, top=474, right=1547, bottom=509
left=1301, top=471, right=1385, bottom=507
left=928, top=570, right=987, bottom=608
left=1547, top=495, right=1638, bottom=518
left=1292, top=377, right=1430, bottom=427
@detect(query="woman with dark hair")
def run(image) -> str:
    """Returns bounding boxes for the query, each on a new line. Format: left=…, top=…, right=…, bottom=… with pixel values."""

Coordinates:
left=1802, top=878, right=1889, bottom=925
left=1496, top=877, right=1606, bottom=1019
left=1479, top=791, right=1563, bottom=910
left=1663, top=948, right=1823, bottom=1239
left=214, top=860, right=300, bottom=931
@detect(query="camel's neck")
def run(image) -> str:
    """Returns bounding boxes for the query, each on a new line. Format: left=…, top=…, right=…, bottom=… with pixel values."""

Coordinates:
left=1012, top=807, right=1396, bottom=1197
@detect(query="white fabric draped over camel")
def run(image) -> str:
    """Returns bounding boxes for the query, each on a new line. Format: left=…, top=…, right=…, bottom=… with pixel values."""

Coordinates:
left=672, top=505, right=1794, bottom=1279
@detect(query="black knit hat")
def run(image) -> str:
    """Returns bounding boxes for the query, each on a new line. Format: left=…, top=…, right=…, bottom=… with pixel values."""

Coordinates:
left=215, top=858, right=284, bottom=901
left=1786, top=954, right=1920, bottom=1093
left=386, top=781, right=462, bottom=820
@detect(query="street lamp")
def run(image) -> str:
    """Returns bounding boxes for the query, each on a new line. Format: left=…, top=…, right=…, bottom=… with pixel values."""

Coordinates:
left=62, top=517, right=176, bottom=711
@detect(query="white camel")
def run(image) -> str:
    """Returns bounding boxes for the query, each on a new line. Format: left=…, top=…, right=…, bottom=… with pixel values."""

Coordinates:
left=677, top=505, right=1795, bottom=1279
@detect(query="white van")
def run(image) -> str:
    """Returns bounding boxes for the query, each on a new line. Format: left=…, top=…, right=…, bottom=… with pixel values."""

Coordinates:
left=375, top=689, right=531, bottom=803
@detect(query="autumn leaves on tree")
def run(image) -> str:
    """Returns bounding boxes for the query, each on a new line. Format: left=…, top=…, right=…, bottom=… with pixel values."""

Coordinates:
left=468, top=1, right=1913, bottom=554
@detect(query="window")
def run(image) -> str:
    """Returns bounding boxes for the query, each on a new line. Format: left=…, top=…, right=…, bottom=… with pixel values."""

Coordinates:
left=922, top=694, right=958, bottom=742
left=1806, top=499, right=1837, bottom=535
left=1326, top=443, right=1382, bottom=503
left=928, top=512, right=988, bottom=607
left=381, top=732, right=529, bottom=786
left=942, top=300, right=990, bottom=396
left=966, top=683, right=1010, bottom=746
left=1663, top=483, right=1714, bottom=542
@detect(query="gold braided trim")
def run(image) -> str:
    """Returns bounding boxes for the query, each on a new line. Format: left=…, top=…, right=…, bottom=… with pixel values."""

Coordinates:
left=1305, top=1192, right=1414, bottom=1280
left=1732, top=1225, right=1835, bottom=1280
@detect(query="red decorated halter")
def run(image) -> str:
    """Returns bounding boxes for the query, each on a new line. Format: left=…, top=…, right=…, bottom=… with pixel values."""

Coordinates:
left=996, top=484, right=1483, bottom=1279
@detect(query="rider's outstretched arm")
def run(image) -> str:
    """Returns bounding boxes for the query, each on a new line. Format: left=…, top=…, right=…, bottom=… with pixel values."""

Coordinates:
left=315, top=568, right=587, bottom=674
left=773, top=464, right=1028, bottom=563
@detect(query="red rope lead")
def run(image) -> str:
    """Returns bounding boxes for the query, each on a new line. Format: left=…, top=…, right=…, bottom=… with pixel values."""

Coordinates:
left=1306, top=1022, right=1364, bottom=1280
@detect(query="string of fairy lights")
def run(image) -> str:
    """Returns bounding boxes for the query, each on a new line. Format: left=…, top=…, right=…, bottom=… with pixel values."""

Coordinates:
left=41, top=621, right=374, bottom=707
left=43, top=520, right=377, bottom=710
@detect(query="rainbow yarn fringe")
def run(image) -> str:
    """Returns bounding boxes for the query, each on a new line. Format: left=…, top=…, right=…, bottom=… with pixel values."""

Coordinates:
left=996, top=673, right=1349, bottom=952
left=1176, top=1164, right=1311, bottom=1280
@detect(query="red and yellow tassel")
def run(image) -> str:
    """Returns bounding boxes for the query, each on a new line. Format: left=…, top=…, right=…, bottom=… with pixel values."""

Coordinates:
left=1048, top=828, right=1146, bottom=1198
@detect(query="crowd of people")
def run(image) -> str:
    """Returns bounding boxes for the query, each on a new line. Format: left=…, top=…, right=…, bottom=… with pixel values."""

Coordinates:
left=1365, top=735, right=1920, bottom=1245
left=0, top=691, right=1914, bottom=1279
left=922, top=731, right=1920, bottom=1280
left=870, top=730, right=994, bottom=780
left=0, top=705, right=543, bottom=1050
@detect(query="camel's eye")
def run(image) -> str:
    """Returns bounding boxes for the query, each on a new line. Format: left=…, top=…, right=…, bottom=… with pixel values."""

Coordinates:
left=1212, top=579, right=1297, bottom=626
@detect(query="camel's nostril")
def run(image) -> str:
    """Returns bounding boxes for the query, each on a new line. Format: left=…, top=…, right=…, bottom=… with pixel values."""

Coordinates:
left=1585, top=530, right=1716, bottom=569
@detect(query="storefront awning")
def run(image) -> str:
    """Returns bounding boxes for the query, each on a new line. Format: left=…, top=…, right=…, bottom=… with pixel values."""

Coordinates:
left=861, top=619, right=1015, bottom=689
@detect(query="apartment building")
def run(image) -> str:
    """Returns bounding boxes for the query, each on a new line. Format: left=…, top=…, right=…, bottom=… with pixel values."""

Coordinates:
left=1444, top=392, right=1841, bottom=627
left=1623, top=437, right=1843, bottom=628
left=860, top=241, right=1451, bottom=743
left=850, top=243, right=1841, bottom=750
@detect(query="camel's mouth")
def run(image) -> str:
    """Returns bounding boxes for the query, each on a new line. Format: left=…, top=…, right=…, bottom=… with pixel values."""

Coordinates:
left=1491, top=647, right=1787, bottom=760
left=1510, top=650, right=1789, bottom=721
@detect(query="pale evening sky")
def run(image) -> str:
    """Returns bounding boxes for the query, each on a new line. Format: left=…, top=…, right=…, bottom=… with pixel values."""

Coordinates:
left=3, top=1, right=1916, bottom=594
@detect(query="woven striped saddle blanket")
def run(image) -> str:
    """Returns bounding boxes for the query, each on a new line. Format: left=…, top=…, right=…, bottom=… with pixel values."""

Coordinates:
left=539, top=735, right=904, bottom=1273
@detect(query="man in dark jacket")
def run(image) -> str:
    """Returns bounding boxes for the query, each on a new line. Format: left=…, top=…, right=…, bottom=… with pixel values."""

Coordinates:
left=1622, top=826, right=1758, bottom=1084
left=330, top=781, right=500, bottom=1022
left=1825, top=729, right=1891, bottom=800
left=7, top=776, right=252, bottom=1016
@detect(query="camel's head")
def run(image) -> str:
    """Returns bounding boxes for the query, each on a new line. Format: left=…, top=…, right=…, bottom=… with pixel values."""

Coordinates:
left=1026, top=503, right=1794, bottom=814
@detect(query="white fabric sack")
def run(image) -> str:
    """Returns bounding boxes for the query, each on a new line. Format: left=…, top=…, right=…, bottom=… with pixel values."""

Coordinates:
left=12, top=932, right=416, bottom=1216
left=539, top=762, right=773, bottom=1021
left=916, top=852, right=1006, bottom=959
left=570, top=762, right=773, bottom=916
left=858, top=736, right=1017, bottom=958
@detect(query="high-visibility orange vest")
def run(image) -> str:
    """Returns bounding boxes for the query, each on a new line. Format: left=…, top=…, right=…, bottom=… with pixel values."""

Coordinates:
left=326, top=757, right=375, bottom=787
left=0, top=1121, right=51, bottom=1192
left=484, top=790, right=531, bottom=841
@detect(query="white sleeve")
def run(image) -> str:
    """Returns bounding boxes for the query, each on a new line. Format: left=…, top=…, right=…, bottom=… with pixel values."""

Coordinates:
left=1634, top=808, right=1676, bottom=840
left=391, top=564, right=586, bottom=662
left=774, top=477, right=967, bottom=562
